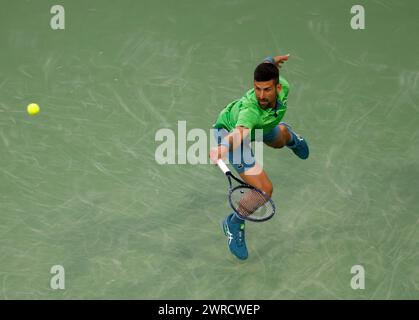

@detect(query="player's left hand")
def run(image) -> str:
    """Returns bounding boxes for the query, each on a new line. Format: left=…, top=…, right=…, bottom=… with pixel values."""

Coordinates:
left=274, top=54, right=290, bottom=68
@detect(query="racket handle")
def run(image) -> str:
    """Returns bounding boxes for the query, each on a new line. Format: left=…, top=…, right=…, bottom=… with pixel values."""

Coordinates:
left=217, top=159, right=231, bottom=175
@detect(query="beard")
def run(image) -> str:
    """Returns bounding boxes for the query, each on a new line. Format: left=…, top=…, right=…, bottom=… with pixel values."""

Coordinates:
left=258, top=99, right=272, bottom=108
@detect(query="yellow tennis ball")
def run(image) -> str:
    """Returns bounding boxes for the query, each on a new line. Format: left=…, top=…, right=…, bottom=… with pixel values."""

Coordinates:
left=27, top=103, right=40, bottom=116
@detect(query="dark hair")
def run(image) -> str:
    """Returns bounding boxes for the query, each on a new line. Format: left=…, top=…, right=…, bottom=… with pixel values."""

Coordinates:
left=254, top=62, right=279, bottom=83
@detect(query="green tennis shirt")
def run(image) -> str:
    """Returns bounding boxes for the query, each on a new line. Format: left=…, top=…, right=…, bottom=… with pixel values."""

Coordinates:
left=213, top=76, right=290, bottom=140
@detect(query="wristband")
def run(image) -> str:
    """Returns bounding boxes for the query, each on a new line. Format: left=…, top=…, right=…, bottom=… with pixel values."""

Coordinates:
left=263, top=56, right=275, bottom=64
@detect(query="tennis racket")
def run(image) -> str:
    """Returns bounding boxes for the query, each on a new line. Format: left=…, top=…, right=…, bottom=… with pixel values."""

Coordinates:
left=216, top=159, right=276, bottom=222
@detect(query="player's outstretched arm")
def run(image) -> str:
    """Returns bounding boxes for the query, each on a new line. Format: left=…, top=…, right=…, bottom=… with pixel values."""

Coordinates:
left=209, top=126, right=249, bottom=164
left=264, top=54, right=290, bottom=69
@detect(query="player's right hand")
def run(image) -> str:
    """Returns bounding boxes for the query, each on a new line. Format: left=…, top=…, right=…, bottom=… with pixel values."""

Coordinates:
left=209, top=145, right=229, bottom=164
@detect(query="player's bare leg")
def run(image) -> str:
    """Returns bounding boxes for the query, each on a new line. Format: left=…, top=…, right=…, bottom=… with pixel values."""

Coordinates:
left=239, top=163, right=273, bottom=197
left=264, top=124, right=291, bottom=149
left=265, top=123, right=310, bottom=159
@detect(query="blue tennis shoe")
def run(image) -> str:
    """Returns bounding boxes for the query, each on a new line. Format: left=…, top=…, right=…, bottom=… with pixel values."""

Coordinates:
left=221, top=213, right=248, bottom=260
left=281, top=122, right=309, bottom=160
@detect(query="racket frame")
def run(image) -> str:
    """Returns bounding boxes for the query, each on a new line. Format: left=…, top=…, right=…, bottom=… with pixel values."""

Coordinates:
left=216, top=159, right=276, bottom=222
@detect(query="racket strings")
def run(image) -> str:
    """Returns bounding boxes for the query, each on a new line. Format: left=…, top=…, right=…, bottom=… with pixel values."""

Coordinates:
left=230, top=187, right=274, bottom=220
left=237, top=190, right=268, bottom=216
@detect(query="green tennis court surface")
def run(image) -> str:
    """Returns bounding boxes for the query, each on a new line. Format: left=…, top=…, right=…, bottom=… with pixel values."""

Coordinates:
left=0, top=0, right=418, bottom=299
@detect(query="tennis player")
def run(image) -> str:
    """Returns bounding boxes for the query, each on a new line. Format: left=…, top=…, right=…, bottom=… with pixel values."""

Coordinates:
left=209, top=55, right=309, bottom=260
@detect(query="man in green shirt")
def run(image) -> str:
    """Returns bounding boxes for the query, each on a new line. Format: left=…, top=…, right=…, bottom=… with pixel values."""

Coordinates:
left=209, top=54, right=309, bottom=260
